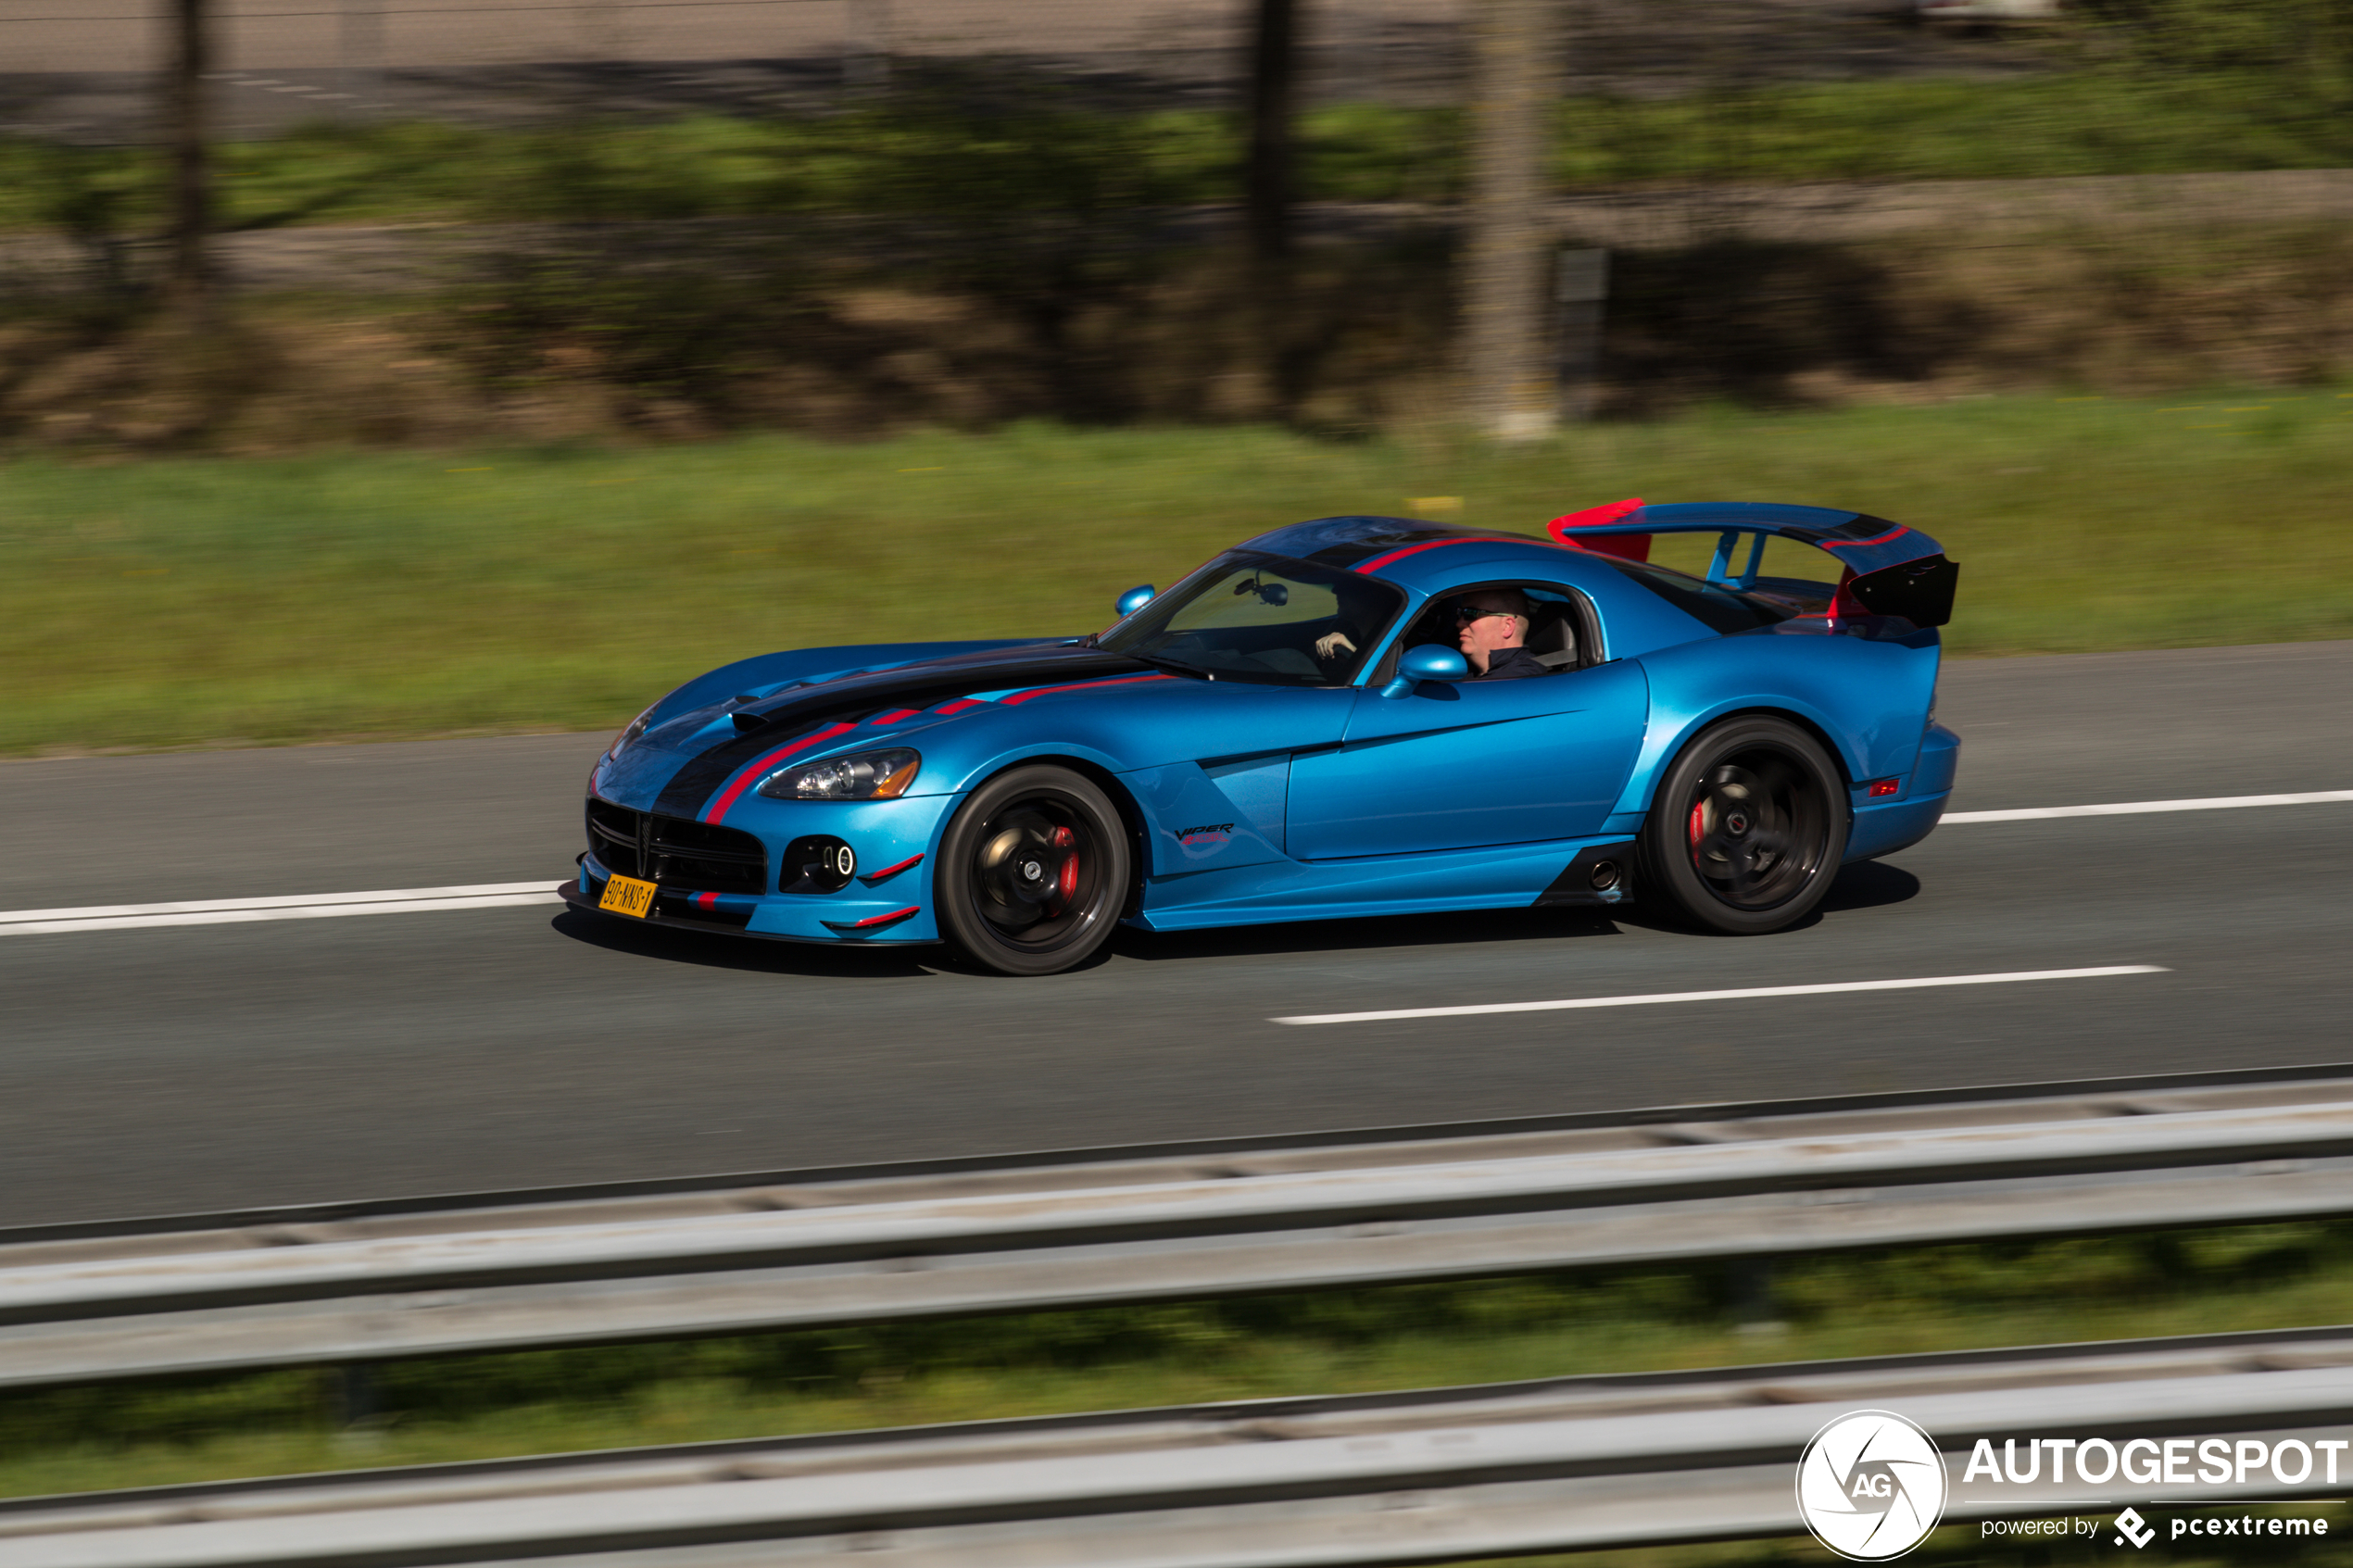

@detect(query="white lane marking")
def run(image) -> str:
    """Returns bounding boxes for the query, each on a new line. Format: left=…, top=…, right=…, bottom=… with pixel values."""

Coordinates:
left=0, top=883, right=562, bottom=936
left=5, top=790, right=2341, bottom=940
left=1271, top=966, right=2167, bottom=1026
left=1944, top=789, right=2353, bottom=823
left=3, top=894, right=564, bottom=935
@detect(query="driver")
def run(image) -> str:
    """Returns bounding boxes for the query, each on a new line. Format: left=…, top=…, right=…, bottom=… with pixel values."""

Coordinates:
left=1453, top=589, right=1546, bottom=679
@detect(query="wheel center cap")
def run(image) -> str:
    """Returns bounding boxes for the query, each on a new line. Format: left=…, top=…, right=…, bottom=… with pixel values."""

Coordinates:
left=1021, top=859, right=1044, bottom=881
left=1727, top=812, right=1749, bottom=835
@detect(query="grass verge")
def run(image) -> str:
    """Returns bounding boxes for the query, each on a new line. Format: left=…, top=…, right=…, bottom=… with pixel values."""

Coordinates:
left=4, top=389, right=2350, bottom=755
left=1503, top=1518, right=2353, bottom=1568
left=2, top=1220, right=2349, bottom=1499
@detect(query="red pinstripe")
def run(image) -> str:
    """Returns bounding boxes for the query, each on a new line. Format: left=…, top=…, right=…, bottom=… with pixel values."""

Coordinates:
left=701, top=721, right=859, bottom=824
left=1000, top=673, right=1170, bottom=705
left=1821, top=524, right=1910, bottom=550
left=1355, top=536, right=1516, bottom=574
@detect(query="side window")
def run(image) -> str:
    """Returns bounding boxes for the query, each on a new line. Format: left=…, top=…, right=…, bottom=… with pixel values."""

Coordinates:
left=1595, top=556, right=1793, bottom=633
left=1379, top=581, right=1597, bottom=679
left=1513, top=585, right=1590, bottom=671
left=1619, top=530, right=1845, bottom=622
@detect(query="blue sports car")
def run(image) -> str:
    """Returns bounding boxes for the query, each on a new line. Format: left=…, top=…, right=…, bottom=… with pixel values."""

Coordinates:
left=568, top=501, right=1961, bottom=974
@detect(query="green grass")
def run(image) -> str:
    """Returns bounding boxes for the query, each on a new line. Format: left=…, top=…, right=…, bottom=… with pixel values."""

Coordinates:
left=1547, top=71, right=2353, bottom=186
left=5, top=67, right=2351, bottom=237
left=1507, top=1517, right=2353, bottom=1568
left=4, top=390, right=2350, bottom=755
left=4, top=1221, right=2349, bottom=1499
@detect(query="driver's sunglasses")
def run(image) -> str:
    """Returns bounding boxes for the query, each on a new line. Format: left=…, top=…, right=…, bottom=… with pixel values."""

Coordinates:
left=1453, top=605, right=1512, bottom=625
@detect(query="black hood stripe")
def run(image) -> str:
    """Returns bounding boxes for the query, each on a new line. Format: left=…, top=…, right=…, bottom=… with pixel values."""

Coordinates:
left=651, top=647, right=1151, bottom=820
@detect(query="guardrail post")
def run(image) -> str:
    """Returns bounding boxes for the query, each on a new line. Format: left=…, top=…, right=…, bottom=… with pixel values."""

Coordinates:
left=1730, top=1257, right=1782, bottom=1334
left=330, top=1361, right=377, bottom=1427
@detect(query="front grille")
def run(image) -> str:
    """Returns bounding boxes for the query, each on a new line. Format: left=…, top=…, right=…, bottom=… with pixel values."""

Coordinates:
left=585, top=798, right=767, bottom=895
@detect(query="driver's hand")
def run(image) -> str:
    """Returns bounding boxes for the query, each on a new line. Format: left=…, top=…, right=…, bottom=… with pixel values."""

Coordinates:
left=1315, top=632, right=1357, bottom=659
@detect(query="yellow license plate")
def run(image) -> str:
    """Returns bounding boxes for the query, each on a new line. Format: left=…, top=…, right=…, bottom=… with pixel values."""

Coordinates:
left=598, top=874, right=658, bottom=919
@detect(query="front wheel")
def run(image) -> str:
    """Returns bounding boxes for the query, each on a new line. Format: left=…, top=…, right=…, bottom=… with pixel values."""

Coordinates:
left=935, top=765, right=1131, bottom=976
left=1642, top=716, right=1848, bottom=935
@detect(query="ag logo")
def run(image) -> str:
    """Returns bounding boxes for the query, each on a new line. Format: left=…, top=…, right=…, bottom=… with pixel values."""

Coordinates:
left=1795, top=1410, right=1947, bottom=1561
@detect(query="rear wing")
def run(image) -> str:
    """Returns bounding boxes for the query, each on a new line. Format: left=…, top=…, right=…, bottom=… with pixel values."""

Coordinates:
left=1548, top=499, right=1959, bottom=630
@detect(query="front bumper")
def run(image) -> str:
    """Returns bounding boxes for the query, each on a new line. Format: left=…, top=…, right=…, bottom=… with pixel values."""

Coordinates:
left=575, top=793, right=952, bottom=944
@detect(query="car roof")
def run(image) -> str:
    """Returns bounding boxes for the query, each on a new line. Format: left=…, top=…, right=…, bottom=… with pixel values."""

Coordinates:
left=1238, top=515, right=1604, bottom=595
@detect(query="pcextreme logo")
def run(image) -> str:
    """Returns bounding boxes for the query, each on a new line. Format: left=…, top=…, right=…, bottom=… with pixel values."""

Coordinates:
left=1797, top=1411, right=1950, bottom=1561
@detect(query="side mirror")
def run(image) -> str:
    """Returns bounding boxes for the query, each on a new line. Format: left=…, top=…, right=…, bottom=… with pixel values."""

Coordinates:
left=1114, top=584, right=1155, bottom=617
left=1400, top=644, right=1470, bottom=681
left=1381, top=643, right=1470, bottom=697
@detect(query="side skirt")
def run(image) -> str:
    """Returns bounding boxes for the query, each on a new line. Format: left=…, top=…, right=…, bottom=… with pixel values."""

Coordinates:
left=1130, top=834, right=1638, bottom=933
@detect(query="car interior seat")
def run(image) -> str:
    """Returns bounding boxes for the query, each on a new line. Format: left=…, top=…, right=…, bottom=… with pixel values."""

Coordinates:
left=1524, top=603, right=1579, bottom=670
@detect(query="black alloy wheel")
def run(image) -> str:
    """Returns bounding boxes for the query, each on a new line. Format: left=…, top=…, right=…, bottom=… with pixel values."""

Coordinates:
left=1641, top=716, right=1848, bottom=935
left=936, top=764, right=1131, bottom=975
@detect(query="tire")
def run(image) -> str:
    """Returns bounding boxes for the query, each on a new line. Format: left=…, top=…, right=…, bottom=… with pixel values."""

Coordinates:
left=935, top=764, right=1131, bottom=976
left=1641, top=716, right=1848, bottom=935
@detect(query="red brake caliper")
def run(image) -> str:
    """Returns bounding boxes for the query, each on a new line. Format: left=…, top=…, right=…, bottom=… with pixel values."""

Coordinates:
left=1688, top=797, right=1707, bottom=851
left=1051, top=825, right=1078, bottom=906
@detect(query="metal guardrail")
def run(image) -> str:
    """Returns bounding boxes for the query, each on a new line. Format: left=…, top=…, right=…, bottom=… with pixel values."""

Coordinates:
left=3, top=1325, right=2348, bottom=1568
left=4, top=1067, right=2351, bottom=1388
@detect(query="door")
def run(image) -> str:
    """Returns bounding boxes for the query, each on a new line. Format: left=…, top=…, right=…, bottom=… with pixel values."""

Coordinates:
left=1286, top=658, right=1648, bottom=859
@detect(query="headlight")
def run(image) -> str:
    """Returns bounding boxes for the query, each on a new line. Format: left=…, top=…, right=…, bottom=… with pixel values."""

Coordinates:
left=606, top=703, right=657, bottom=759
left=758, top=747, right=921, bottom=801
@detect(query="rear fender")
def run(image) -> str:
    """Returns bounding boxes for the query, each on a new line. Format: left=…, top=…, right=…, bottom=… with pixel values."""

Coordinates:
left=1612, top=629, right=1942, bottom=823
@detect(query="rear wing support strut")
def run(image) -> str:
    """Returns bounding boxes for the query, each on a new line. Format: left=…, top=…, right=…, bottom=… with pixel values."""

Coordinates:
left=1547, top=498, right=1960, bottom=630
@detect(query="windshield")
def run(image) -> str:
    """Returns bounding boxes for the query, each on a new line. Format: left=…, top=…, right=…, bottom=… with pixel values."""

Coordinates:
left=1099, top=552, right=1405, bottom=685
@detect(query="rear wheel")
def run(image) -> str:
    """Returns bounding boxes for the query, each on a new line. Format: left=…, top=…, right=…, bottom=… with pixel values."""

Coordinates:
left=1642, top=717, right=1847, bottom=935
left=936, top=765, right=1130, bottom=976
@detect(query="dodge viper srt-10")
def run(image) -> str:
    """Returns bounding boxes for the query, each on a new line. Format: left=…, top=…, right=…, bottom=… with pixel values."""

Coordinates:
left=568, top=500, right=1961, bottom=975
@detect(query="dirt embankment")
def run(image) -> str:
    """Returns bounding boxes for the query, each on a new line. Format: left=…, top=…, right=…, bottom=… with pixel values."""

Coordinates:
left=4, top=171, right=2349, bottom=451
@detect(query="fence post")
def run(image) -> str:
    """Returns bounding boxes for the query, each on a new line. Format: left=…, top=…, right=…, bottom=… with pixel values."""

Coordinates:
left=164, top=0, right=213, bottom=307
left=338, top=0, right=384, bottom=118
left=1463, top=0, right=1559, bottom=440
left=1246, top=0, right=1298, bottom=264
left=845, top=0, right=892, bottom=94
left=1555, top=246, right=1607, bottom=420
left=1343, top=0, right=1385, bottom=103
